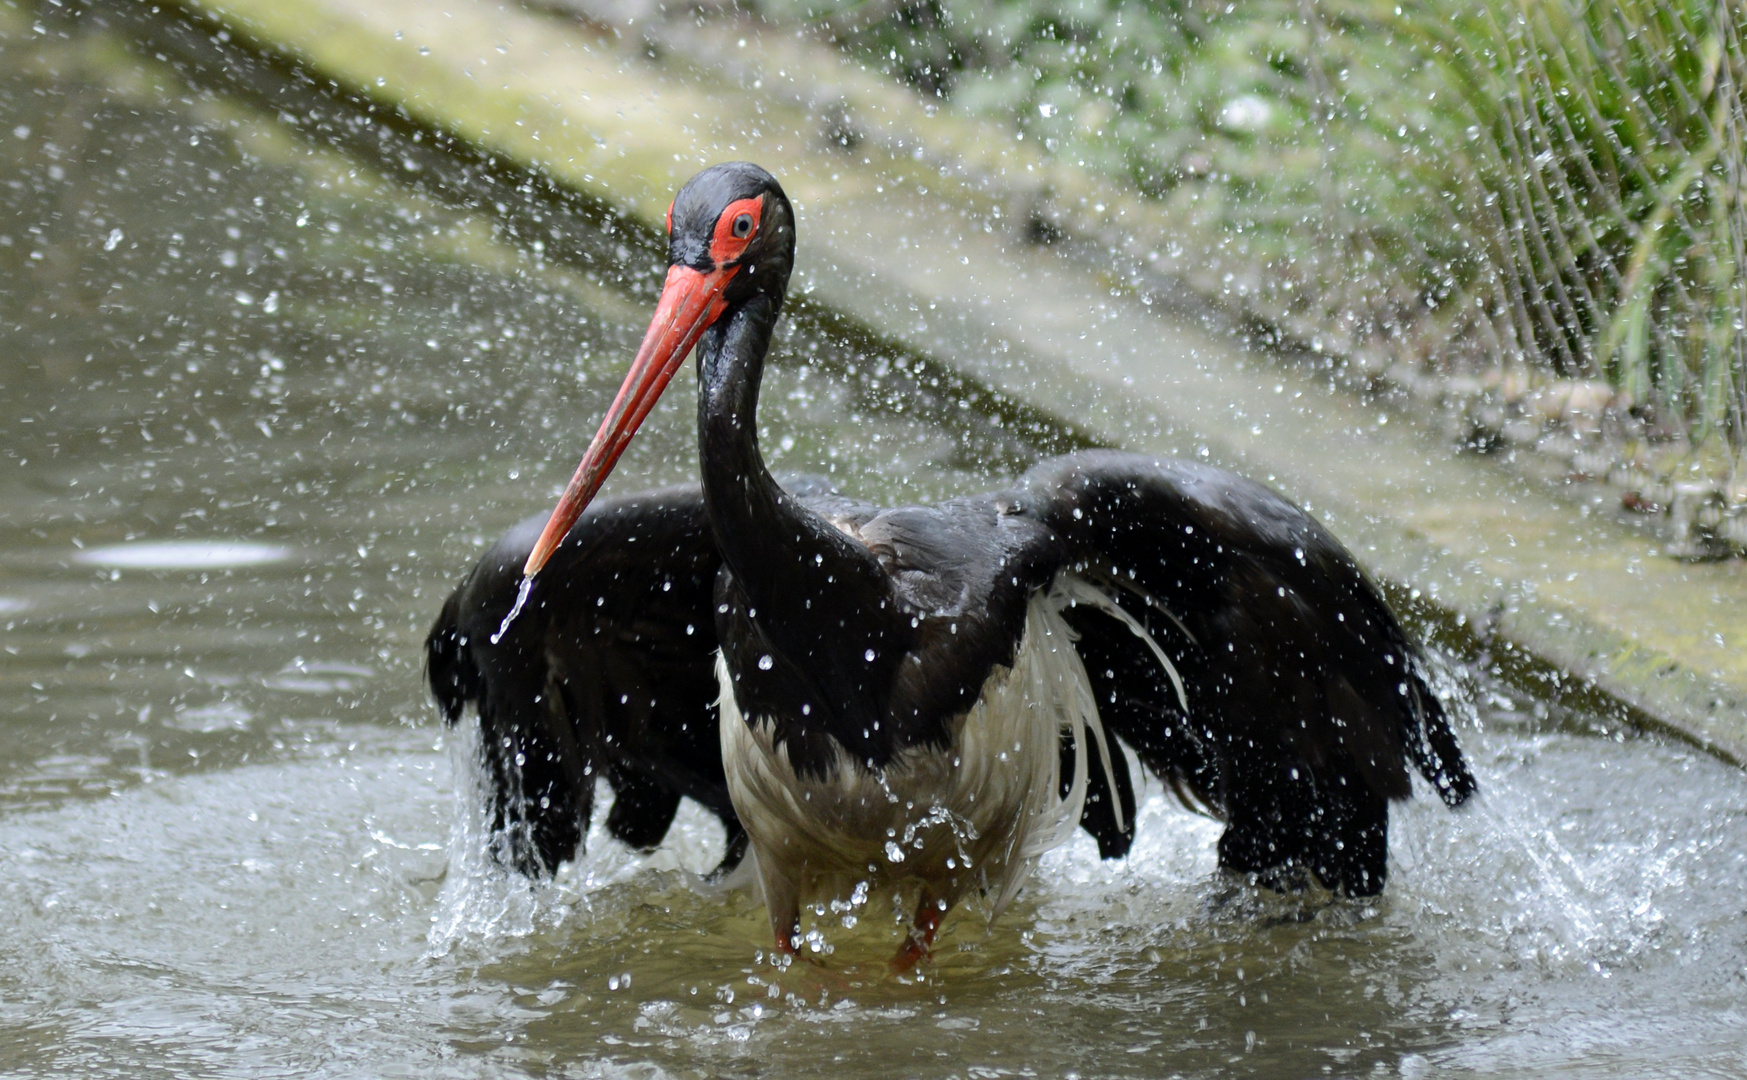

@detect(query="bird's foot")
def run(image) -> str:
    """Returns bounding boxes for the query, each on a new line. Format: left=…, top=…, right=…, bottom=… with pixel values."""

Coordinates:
left=889, top=890, right=948, bottom=973
left=890, top=936, right=931, bottom=973
left=771, top=915, right=830, bottom=968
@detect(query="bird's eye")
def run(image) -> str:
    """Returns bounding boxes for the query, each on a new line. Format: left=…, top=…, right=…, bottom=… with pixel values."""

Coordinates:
left=708, top=197, right=763, bottom=263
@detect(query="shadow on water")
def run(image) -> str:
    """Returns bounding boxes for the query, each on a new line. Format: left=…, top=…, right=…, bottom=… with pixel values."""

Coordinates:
left=3, top=5, right=1747, bottom=1079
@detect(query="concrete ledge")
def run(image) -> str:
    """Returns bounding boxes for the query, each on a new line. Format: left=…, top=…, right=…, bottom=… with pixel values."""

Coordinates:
left=155, top=0, right=1747, bottom=760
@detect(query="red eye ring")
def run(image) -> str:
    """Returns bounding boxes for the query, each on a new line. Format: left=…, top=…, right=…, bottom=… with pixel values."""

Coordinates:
left=708, top=197, right=764, bottom=267
left=665, top=201, right=674, bottom=236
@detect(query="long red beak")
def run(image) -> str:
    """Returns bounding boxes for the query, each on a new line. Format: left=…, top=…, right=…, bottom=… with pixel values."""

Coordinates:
left=521, top=263, right=738, bottom=578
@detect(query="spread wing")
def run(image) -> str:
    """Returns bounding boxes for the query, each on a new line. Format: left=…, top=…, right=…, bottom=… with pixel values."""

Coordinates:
left=428, top=455, right=1475, bottom=896
left=426, top=476, right=865, bottom=877
left=426, top=484, right=738, bottom=876
left=1016, top=451, right=1475, bottom=895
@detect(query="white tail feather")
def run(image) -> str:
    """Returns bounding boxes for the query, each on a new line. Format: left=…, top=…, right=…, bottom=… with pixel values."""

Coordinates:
left=1052, top=573, right=1190, bottom=715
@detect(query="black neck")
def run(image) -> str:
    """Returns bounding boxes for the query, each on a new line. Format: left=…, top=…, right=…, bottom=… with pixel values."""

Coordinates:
left=696, top=297, right=911, bottom=766
left=695, top=296, right=791, bottom=585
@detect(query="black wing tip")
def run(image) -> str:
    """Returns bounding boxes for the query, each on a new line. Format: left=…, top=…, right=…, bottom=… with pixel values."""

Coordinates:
left=1022, top=450, right=1481, bottom=895
left=1062, top=725, right=1139, bottom=860
left=1217, top=797, right=1391, bottom=899
left=1423, top=737, right=1479, bottom=808
left=425, top=590, right=477, bottom=726
left=1437, top=767, right=1479, bottom=808
left=1404, top=670, right=1478, bottom=808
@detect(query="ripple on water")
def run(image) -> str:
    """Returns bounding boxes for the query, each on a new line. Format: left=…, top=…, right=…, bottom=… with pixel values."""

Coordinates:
left=0, top=731, right=467, bottom=1075
left=4, top=719, right=1747, bottom=1079
left=72, top=541, right=295, bottom=570
left=261, top=660, right=379, bottom=695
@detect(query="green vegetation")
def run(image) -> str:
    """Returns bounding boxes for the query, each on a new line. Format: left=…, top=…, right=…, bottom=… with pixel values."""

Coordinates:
left=753, top=0, right=1746, bottom=480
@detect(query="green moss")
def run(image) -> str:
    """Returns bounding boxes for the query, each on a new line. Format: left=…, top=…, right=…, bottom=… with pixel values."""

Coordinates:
left=752, top=0, right=1747, bottom=473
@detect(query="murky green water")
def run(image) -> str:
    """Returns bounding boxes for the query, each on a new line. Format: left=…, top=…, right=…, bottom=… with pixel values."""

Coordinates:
left=3, top=12, right=1746, bottom=1080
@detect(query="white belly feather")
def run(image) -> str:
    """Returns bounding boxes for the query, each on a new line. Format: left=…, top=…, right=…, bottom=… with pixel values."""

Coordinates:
left=718, top=572, right=1157, bottom=929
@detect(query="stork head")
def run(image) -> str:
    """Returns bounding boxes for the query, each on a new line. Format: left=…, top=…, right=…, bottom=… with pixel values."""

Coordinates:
left=521, top=163, right=794, bottom=579
left=665, top=160, right=796, bottom=311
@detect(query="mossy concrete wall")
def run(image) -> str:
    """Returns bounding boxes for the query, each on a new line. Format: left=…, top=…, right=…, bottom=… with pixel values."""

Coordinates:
left=161, top=0, right=1747, bottom=759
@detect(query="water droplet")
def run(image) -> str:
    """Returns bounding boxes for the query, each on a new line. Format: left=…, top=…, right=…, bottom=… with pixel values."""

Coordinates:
left=491, top=577, right=534, bottom=644
left=758, top=654, right=773, bottom=670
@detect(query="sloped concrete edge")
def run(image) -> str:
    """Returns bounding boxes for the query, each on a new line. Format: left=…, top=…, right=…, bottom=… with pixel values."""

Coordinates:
left=148, top=0, right=1747, bottom=762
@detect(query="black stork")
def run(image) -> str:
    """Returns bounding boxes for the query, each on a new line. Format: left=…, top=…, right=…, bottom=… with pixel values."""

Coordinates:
left=427, top=161, right=1475, bottom=966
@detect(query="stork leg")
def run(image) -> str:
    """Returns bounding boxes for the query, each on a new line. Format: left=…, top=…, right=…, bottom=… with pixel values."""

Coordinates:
left=755, top=850, right=803, bottom=956
left=891, top=887, right=949, bottom=972
left=772, top=911, right=802, bottom=956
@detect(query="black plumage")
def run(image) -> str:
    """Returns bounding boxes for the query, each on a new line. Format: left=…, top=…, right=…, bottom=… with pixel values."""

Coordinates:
left=426, top=162, right=1474, bottom=959
left=428, top=455, right=1474, bottom=895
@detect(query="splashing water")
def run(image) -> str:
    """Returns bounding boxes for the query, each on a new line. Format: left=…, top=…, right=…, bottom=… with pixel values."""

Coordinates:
left=489, top=576, right=536, bottom=645
left=393, top=675, right=1747, bottom=1079
left=4, top=14, right=1745, bottom=1075
left=3, top=663, right=1746, bottom=1078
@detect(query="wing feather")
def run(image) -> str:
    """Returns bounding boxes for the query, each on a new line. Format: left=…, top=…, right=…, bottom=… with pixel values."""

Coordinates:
left=426, top=484, right=739, bottom=876
left=1017, top=451, right=1475, bottom=895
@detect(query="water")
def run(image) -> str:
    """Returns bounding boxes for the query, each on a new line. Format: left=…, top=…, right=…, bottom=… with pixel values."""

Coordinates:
left=3, top=12, right=1747, bottom=1079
